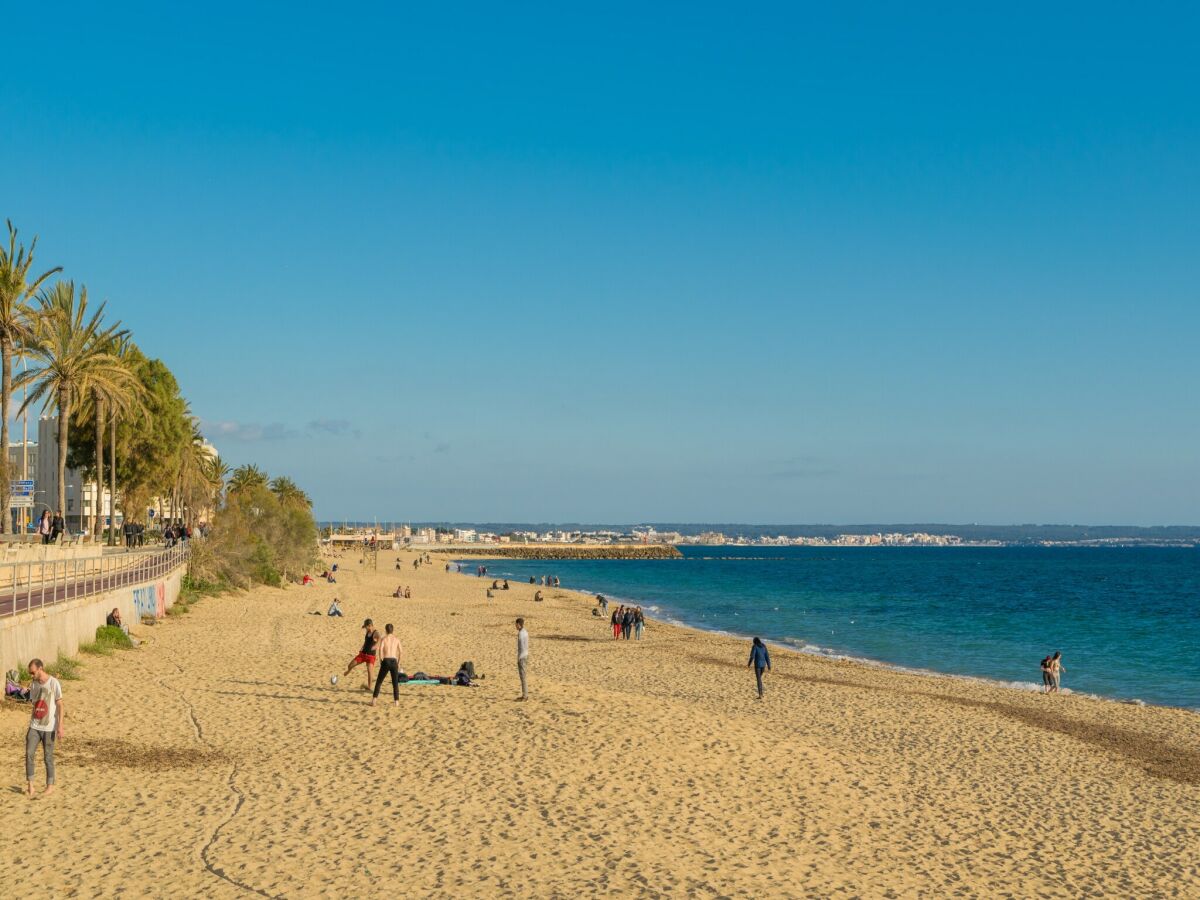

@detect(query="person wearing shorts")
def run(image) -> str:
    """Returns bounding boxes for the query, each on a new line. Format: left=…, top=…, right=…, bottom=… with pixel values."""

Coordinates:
left=371, top=624, right=403, bottom=706
left=344, top=619, right=379, bottom=690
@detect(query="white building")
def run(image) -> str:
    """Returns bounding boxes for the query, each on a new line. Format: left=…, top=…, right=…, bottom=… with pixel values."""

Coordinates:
left=35, top=416, right=115, bottom=533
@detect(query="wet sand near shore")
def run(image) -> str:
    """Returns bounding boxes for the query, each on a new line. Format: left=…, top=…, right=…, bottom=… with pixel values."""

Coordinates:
left=2, top=551, right=1197, bottom=898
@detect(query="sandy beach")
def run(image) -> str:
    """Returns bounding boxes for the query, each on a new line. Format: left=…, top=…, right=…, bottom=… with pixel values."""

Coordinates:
left=3, top=550, right=1198, bottom=898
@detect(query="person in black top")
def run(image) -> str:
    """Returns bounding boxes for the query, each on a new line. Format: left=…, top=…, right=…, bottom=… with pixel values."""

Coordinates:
left=50, top=511, right=65, bottom=543
left=343, top=619, right=380, bottom=690
left=621, top=607, right=634, bottom=640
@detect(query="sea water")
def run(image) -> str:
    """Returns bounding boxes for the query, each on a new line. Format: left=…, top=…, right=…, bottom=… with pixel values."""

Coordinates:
left=464, top=546, right=1200, bottom=710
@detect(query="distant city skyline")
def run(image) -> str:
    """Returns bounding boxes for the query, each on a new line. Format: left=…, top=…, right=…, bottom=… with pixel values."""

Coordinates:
left=3, top=4, right=1197, bottom=524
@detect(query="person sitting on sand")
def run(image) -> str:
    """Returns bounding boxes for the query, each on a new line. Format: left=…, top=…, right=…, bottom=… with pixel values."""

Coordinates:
left=502, top=580, right=509, bottom=590
left=487, top=589, right=495, bottom=599
left=328, top=598, right=344, bottom=617
left=492, top=580, right=500, bottom=589
left=748, top=637, right=772, bottom=699
left=393, top=585, right=403, bottom=598
left=534, top=590, right=543, bottom=602
left=1047, top=651, right=1065, bottom=693
left=343, top=620, right=379, bottom=689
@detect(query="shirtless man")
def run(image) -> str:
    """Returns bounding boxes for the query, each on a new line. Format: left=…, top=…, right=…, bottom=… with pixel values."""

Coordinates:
left=344, top=619, right=379, bottom=690
left=370, top=624, right=403, bottom=707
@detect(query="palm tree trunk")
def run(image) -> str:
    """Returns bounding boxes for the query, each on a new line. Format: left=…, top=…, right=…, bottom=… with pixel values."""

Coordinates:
left=93, top=390, right=104, bottom=538
left=0, top=334, right=11, bottom=535
left=56, top=386, right=70, bottom=523
left=109, top=412, right=118, bottom=546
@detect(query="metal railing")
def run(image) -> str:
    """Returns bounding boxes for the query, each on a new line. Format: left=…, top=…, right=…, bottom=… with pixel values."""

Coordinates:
left=0, top=543, right=191, bottom=618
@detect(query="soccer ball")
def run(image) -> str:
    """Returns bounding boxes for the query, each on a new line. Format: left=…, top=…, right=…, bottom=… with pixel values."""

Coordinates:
left=330, top=675, right=339, bottom=685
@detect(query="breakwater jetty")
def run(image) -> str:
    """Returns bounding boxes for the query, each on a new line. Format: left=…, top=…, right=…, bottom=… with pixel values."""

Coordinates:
left=433, top=544, right=682, bottom=560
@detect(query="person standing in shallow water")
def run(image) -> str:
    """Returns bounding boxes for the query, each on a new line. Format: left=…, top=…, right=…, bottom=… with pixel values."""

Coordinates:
left=748, top=637, right=771, bottom=699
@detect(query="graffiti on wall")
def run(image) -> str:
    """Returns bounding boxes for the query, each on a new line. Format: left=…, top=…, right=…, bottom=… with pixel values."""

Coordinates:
left=132, top=582, right=166, bottom=619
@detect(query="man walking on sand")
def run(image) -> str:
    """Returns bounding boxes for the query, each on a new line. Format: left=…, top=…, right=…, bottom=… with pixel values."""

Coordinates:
left=371, top=624, right=403, bottom=707
left=25, top=658, right=63, bottom=797
left=516, top=618, right=530, bottom=701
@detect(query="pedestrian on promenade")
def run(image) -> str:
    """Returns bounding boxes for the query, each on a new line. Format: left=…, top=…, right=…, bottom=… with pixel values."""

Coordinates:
left=51, top=510, right=65, bottom=543
left=25, top=658, right=63, bottom=797
left=516, top=618, right=530, bottom=701
left=371, top=624, right=403, bottom=707
left=38, top=510, right=52, bottom=545
left=748, top=637, right=771, bottom=699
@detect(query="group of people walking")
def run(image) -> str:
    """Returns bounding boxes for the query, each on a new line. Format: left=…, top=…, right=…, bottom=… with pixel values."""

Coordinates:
left=610, top=605, right=645, bottom=640
left=35, top=510, right=65, bottom=545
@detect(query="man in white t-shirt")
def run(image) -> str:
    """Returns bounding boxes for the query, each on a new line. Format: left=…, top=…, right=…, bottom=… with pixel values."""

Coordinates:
left=515, top=618, right=530, bottom=701
left=26, top=658, right=64, bottom=797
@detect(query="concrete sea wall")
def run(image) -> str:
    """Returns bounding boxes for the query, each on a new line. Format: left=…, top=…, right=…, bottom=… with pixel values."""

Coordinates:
left=0, top=566, right=185, bottom=673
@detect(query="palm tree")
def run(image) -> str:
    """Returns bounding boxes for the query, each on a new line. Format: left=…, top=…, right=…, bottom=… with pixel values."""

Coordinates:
left=228, top=464, right=268, bottom=496
left=106, top=335, right=148, bottom=544
left=206, top=455, right=231, bottom=510
left=16, top=282, right=130, bottom=520
left=270, top=475, right=312, bottom=510
left=0, top=221, right=61, bottom=532
left=88, top=339, right=146, bottom=537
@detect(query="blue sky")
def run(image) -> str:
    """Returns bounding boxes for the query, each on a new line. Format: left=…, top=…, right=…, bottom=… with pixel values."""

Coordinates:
left=2, top=3, right=1197, bottom=524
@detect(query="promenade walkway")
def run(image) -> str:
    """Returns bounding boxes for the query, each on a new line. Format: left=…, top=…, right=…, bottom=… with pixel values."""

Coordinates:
left=0, top=543, right=190, bottom=618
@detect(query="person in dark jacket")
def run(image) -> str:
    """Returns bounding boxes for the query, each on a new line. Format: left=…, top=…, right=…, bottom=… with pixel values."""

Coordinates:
left=748, top=637, right=771, bottom=699
left=50, top=511, right=66, bottom=543
left=621, top=607, right=634, bottom=640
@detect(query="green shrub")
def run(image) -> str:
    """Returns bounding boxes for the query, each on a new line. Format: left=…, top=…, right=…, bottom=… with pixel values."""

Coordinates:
left=45, top=655, right=81, bottom=681
left=80, top=624, right=134, bottom=655
left=97, top=625, right=133, bottom=648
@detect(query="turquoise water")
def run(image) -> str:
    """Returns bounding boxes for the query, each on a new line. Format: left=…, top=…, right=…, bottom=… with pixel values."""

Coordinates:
left=464, top=546, right=1200, bottom=709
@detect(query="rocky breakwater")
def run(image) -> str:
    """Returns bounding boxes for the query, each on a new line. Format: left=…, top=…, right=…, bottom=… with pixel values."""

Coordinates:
left=435, top=544, right=682, bottom=560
